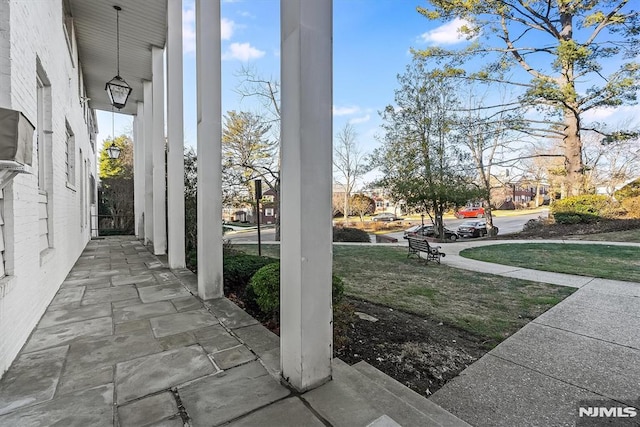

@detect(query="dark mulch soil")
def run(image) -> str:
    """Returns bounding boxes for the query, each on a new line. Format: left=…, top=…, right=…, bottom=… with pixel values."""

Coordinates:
left=497, top=217, right=640, bottom=239
left=228, top=290, right=487, bottom=397
left=335, top=298, right=487, bottom=397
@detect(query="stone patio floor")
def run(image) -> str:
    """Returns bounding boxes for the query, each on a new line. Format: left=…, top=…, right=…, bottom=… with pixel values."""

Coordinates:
left=0, top=236, right=466, bottom=427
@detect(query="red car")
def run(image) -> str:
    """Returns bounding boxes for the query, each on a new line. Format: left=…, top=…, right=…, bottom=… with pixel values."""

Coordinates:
left=455, top=206, right=485, bottom=219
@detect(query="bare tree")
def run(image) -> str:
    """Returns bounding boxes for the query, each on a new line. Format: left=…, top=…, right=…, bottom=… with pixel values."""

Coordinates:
left=582, top=127, right=640, bottom=195
left=333, top=123, right=370, bottom=223
left=234, top=66, right=282, bottom=239
left=456, top=85, right=521, bottom=235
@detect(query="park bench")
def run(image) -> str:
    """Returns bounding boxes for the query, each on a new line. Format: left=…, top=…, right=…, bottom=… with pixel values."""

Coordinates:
left=407, top=236, right=445, bottom=264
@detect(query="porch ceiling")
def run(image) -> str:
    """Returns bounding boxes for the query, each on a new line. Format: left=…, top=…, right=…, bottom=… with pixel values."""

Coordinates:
left=68, top=0, right=167, bottom=116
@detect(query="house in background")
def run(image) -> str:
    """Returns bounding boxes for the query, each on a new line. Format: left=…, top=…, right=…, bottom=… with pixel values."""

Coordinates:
left=491, top=181, right=551, bottom=209
left=365, top=187, right=405, bottom=215
left=259, top=187, right=278, bottom=225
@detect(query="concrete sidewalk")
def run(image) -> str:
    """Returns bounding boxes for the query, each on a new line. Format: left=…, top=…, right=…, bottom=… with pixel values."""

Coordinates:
left=0, top=236, right=466, bottom=427
left=430, top=239, right=640, bottom=426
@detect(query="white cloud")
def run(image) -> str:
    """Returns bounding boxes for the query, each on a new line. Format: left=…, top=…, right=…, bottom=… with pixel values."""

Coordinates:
left=582, top=105, right=640, bottom=123
left=333, top=105, right=360, bottom=116
left=183, top=5, right=235, bottom=54
left=221, top=18, right=234, bottom=40
left=183, top=6, right=196, bottom=54
left=349, top=114, right=371, bottom=125
left=420, top=18, right=473, bottom=46
left=222, top=42, right=265, bottom=61
left=582, top=108, right=615, bottom=121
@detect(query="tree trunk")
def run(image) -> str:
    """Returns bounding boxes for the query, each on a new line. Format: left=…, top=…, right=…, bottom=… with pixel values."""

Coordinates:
left=558, top=8, right=583, bottom=197
left=343, top=191, right=349, bottom=224
left=563, top=108, right=583, bottom=196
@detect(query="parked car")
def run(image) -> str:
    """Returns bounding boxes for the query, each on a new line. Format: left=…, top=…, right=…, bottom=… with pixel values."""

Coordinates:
left=403, top=224, right=458, bottom=241
left=457, top=220, right=488, bottom=238
left=372, top=212, right=399, bottom=222
left=455, top=206, right=485, bottom=218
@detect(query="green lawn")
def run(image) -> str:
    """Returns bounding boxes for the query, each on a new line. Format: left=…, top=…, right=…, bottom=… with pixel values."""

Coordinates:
left=234, top=244, right=574, bottom=346
left=461, top=243, right=640, bottom=282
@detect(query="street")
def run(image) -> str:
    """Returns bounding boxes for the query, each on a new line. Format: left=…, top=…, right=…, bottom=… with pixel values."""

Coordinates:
left=225, top=209, right=549, bottom=242
left=384, top=209, right=549, bottom=241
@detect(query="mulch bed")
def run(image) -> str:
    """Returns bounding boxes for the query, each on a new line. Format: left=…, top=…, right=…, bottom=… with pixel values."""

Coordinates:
left=497, top=217, right=640, bottom=239
left=335, top=298, right=487, bottom=397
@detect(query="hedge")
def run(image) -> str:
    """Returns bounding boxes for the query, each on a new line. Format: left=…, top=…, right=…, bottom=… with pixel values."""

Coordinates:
left=333, top=226, right=371, bottom=242
left=551, top=194, right=611, bottom=224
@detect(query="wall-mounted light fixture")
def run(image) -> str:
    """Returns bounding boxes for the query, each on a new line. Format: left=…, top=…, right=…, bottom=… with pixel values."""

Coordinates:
left=105, top=5, right=132, bottom=109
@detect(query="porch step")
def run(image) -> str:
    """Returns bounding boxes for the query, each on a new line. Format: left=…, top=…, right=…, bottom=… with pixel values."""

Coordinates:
left=303, top=359, right=469, bottom=426
left=352, top=361, right=471, bottom=427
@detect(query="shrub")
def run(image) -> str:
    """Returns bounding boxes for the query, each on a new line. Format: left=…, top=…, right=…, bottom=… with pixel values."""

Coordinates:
left=250, top=262, right=347, bottom=318
left=551, top=194, right=611, bottom=224
left=622, top=196, right=640, bottom=218
left=614, top=178, right=640, bottom=201
left=223, top=254, right=278, bottom=297
left=333, top=226, right=371, bottom=242
left=332, top=274, right=345, bottom=304
left=552, top=213, right=584, bottom=224
left=249, top=263, right=281, bottom=316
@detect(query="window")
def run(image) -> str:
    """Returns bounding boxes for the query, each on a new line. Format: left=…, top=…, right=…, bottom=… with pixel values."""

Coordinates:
left=65, top=121, right=75, bottom=186
left=36, top=61, right=53, bottom=253
left=62, top=0, right=75, bottom=67
left=89, top=174, right=96, bottom=204
left=265, top=208, right=274, bottom=217
left=36, top=76, right=45, bottom=190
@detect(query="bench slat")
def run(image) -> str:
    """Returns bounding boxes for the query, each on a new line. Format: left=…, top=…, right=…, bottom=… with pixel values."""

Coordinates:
left=407, top=237, right=445, bottom=264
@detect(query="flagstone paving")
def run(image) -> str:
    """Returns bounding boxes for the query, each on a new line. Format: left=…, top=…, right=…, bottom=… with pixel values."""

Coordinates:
left=0, top=236, right=470, bottom=426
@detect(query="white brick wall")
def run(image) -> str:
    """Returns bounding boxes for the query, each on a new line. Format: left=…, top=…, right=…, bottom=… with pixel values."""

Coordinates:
left=0, top=0, right=97, bottom=375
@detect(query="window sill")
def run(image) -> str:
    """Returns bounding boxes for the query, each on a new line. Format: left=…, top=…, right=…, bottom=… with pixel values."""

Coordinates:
left=0, top=275, right=17, bottom=300
left=40, top=247, right=55, bottom=267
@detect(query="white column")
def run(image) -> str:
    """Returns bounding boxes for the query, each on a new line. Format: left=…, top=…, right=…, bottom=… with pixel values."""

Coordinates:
left=167, top=0, right=186, bottom=268
left=143, top=80, right=154, bottom=245
left=196, top=0, right=224, bottom=299
left=152, top=46, right=167, bottom=255
left=134, top=102, right=145, bottom=240
left=280, top=0, right=333, bottom=392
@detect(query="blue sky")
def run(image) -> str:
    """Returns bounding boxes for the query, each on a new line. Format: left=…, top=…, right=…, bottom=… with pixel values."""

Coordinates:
left=97, top=0, right=474, bottom=155
left=96, top=0, right=638, bottom=164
